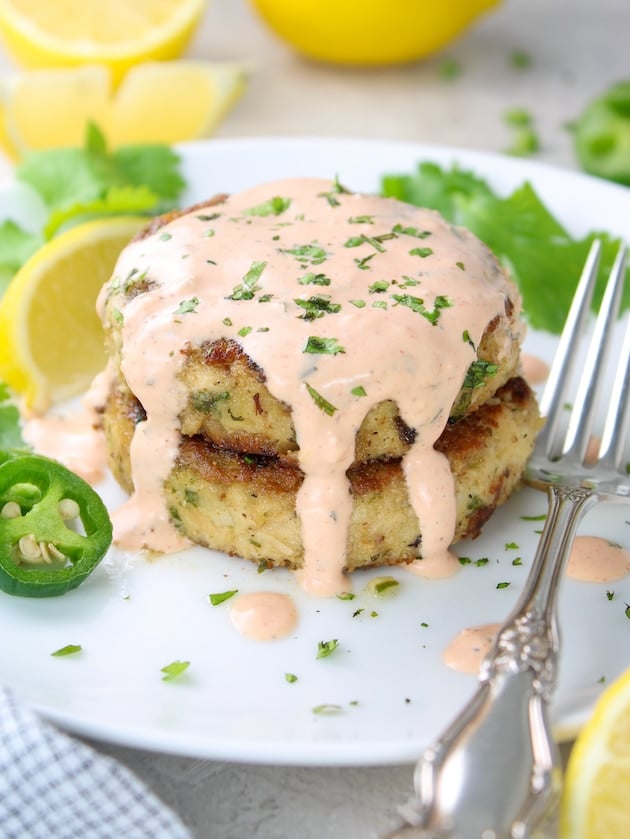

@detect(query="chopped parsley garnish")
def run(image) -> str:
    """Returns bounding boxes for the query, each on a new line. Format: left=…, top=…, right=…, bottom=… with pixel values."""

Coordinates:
left=51, top=644, right=82, bottom=657
left=344, top=234, right=387, bottom=253
left=512, top=557, right=523, bottom=566
left=159, top=232, right=172, bottom=241
left=303, top=336, right=345, bottom=355
left=208, top=589, right=238, bottom=606
left=372, top=300, right=387, bottom=310
left=348, top=215, right=374, bottom=224
left=196, top=212, right=220, bottom=222
left=281, top=244, right=329, bottom=265
left=228, top=260, right=267, bottom=300
left=285, top=673, right=298, bottom=683
left=351, top=385, right=367, bottom=397
left=298, top=272, right=331, bottom=286
left=392, top=293, right=452, bottom=325
left=354, top=253, right=376, bottom=270
left=349, top=299, right=366, bottom=308
left=312, top=704, right=343, bottom=715
left=496, top=582, right=511, bottom=589
left=318, top=175, right=350, bottom=207
left=367, top=576, right=400, bottom=596
left=161, top=660, right=190, bottom=681
left=505, top=541, right=519, bottom=550
left=238, top=326, right=253, bottom=337
left=305, top=383, right=337, bottom=416
left=520, top=513, right=547, bottom=521
left=456, top=261, right=465, bottom=271
left=409, top=246, right=434, bottom=258
left=607, top=590, right=615, bottom=601
left=369, top=280, right=390, bottom=293
left=316, top=639, right=339, bottom=659
left=111, top=308, right=123, bottom=325
left=392, top=223, right=431, bottom=239
left=337, top=592, right=356, bottom=601
left=462, top=329, right=474, bottom=347
left=191, top=390, right=229, bottom=413
left=294, top=294, right=341, bottom=320
left=174, top=297, right=199, bottom=314
left=244, top=196, right=291, bottom=216
left=463, top=360, right=499, bottom=389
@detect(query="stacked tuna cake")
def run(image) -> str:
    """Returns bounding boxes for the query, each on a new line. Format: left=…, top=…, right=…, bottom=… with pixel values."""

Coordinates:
left=99, top=178, right=541, bottom=580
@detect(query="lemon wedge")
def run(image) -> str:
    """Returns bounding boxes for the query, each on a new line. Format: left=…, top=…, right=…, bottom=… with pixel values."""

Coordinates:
left=249, top=0, right=500, bottom=66
left=559, top=667, right=630, bottom=838
left=0, top=215, right=146, bottom=413
left=0, top=60, right=248, bottom=156
left=0, top=0, right=207, bottom=85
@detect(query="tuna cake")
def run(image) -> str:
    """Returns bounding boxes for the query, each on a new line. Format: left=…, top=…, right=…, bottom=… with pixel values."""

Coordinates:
left=97, top=176, right=540, bottom=595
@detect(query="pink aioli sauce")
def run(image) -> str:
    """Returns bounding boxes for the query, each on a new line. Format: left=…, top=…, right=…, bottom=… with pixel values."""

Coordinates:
left=567, top=535, right=630, bottom=583
left=22, top=365, right=113, bottom=484
left=443, top=622, right=501, bottom=674
left=520, top=353, right=549, bottom=386
left=229, top=592, right=298, bottom=641
left=97, top=177, right=522, bottom=594
left=407, top=549, right=461, bottom=579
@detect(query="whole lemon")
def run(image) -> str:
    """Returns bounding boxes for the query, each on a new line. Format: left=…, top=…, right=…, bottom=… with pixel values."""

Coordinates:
left=249, top=0, right=501, bottom=66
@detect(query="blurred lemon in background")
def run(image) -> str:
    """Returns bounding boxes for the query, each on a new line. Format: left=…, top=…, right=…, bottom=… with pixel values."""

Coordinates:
left=249, top=0, right=500, bottom=66
left=559, top=666, right=630, bottom=839
left=0, top=61, right=248, bottom=158
left=0, top=0, right=207, bottom=85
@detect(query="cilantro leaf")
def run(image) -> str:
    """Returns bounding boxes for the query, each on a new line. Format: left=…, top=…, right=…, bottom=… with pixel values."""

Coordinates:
left=381, top=162, right=629, bottom=333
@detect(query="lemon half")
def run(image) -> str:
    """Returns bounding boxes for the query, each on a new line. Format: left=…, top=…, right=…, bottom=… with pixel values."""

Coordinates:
left=249, top=0, right=501, bottom=66
left=0, top=0, right=207, bottom=85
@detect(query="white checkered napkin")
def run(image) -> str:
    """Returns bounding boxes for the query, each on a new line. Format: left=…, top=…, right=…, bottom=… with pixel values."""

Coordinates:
left=0, top=688, right=191, bottom=839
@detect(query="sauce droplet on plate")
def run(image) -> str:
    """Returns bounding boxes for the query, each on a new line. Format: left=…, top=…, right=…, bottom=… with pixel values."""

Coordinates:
left=567, top=535, right=630, bottom=583
left=229, top=591, right=298, bottom=641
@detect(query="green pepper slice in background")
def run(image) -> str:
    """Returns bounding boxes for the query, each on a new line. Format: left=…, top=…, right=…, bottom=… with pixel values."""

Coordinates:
left=574, top=80, right=630, bottom=186
left=0, top=450, right=112, bottom=597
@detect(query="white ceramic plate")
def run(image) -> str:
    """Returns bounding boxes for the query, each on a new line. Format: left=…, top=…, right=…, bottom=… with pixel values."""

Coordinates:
left=1, top=137, right=630, bottom=767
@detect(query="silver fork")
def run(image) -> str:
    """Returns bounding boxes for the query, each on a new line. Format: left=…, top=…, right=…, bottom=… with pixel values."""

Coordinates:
left=387, top=240, right=630, bottom=839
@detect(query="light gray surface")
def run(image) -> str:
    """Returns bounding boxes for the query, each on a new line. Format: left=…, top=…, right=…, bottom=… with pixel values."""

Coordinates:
left=1, top=0, right=627, bottom=836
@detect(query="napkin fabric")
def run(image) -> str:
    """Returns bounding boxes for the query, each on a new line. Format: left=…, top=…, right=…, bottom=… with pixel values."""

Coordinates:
left=0, top=687, right=191, bottom=839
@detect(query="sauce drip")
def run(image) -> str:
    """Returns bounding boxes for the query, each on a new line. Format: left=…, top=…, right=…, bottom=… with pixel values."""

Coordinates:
left=98, top=177, right=520, bottom=594
left=229, top=592, right=298, bottom=640
left=443, top=622, right=501, bottom=674
left=520, top=353, right=549, bottom=386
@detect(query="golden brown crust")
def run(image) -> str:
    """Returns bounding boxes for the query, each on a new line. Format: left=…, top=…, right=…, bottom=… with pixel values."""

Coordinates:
left=104, top=377, right=542, bottom=571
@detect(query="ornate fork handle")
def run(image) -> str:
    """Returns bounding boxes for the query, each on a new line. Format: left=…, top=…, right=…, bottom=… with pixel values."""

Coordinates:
left=388, top=485, right=599, bottom=839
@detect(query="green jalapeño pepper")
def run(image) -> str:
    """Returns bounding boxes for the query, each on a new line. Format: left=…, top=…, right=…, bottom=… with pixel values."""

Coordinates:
left=0, top=450, right=112, bottom=597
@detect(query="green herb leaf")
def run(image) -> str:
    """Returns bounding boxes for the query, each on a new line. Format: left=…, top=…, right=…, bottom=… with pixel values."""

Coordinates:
left=244, top=196, right=291, bottom=217
left=51, top=644, right=82, bottom=657
left=351, top=385, right=367, bottom=397
left=228, top=260, right=267, bottom=300
left=281, top=244, right=329, bottom=265
left=208, top=589, right=238, bottom=606
left=294, top=294, right=341, bottom=320
left=298, top=272, right=331, bottom=286
left=161, top=660, right=190, bottom=681
left=496, top=582, right=511, bottom=589
left=316, top=639, right=340, bottom=659
left=312, top=703, right=343, bottom=715
left=392, top=293, right=452, bottom=325
left=285, top=672, right=298, bottom=683
left=303, top=336, right=345, bottom=355
left=463, top=360, right=499, bottom=389
left=174, top=297, right=199, bottom=314
left=305, top=383, right=337, bottom=416
left=366, top=576, right=400, bottom=596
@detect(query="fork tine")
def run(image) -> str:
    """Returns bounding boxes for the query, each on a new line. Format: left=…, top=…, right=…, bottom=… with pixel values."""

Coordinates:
left=537, top=239, right=601, bottom=456
left=562, top=244, right=627, bottom=463
left=598, top=265, right=630, bottom=469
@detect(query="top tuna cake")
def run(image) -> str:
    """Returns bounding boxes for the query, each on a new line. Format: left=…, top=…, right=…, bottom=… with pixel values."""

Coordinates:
left=97, top=177, right=540, bottom=595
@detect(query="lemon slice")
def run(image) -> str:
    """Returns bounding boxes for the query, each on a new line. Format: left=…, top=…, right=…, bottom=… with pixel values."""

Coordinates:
left=249, top=0, right=500, bottom=66
left=108, top=60, right=248, bottom=145
left=0, top=0, right=207, bottom=84
left=0, top=215, right=146, bottom=413
left=559, top=667, right=630, bottom=838
left=0, top=60, right=248, bottom=156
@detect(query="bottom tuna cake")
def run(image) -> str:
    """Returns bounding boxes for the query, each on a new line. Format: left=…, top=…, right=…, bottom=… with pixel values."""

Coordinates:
left=103, top=376, right=541, bottom=571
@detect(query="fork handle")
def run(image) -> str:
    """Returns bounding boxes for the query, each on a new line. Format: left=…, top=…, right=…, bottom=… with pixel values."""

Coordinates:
left=387, top=485, right=598, bottom=839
